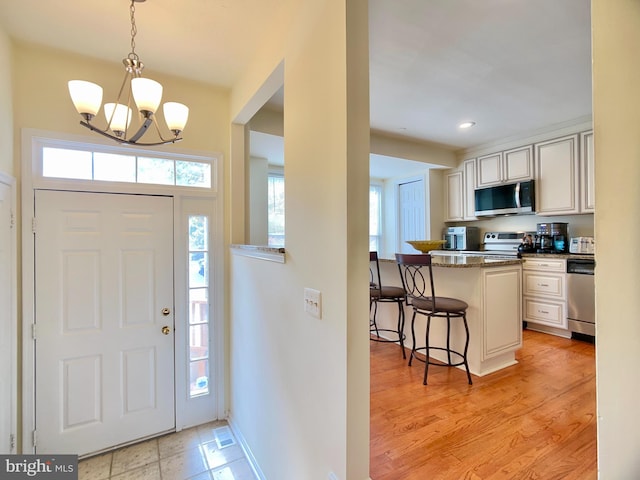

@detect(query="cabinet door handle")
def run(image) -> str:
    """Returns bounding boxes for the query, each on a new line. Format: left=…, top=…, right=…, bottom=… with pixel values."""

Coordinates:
left=538, top=283, right=549, bottom=287
left=538, top=309, right=549, bottom=314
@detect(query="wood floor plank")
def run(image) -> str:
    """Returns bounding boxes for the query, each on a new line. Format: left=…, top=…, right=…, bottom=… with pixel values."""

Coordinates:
left=370, top=329, right=597, bottom=479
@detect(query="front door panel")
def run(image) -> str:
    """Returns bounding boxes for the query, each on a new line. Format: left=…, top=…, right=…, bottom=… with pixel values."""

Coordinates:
left=34, top=190, right=175, bottom=456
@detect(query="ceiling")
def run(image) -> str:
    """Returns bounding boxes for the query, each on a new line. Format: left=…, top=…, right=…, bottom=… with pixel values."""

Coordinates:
left=0, top=0, right=592, bottom=177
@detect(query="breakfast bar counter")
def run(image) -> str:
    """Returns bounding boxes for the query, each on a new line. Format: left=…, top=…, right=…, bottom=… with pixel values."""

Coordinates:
left=376, top=255, right=523, bottom=377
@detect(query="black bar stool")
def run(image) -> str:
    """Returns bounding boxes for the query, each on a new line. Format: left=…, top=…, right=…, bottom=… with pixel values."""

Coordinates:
left=395, top=253, right=472, bottom=385
left=370, top=251, right=406, bottom=358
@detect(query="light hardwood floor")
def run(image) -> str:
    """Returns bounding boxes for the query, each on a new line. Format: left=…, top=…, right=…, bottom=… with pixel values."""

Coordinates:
left=370, top=329, right=597, bottom=480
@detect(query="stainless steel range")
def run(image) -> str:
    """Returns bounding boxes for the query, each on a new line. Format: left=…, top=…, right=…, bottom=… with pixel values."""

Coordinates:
left=431, top=231, right=531, bottom=258
left=481, top=231, right=531, bottom=256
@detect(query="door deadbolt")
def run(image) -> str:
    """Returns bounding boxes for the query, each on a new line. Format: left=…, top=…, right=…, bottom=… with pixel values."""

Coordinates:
left=162, top=326, right=171, bottom=335
left=161, top=307, right=171, bottom=316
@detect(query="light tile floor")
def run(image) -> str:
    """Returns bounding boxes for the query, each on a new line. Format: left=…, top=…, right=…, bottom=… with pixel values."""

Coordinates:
left=78, top=420, right=258, bottom=480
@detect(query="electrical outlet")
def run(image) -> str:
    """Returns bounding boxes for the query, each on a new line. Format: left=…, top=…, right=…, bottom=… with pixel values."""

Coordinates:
left=304, top=288, right=322, bottom=318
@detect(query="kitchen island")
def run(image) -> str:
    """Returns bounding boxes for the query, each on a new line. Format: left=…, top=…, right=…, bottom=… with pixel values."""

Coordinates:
left=376, top=255, right=523, bottom=377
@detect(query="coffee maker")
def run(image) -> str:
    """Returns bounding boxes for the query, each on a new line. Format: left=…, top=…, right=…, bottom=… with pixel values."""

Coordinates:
left=536, top=222, right=569, bottom=253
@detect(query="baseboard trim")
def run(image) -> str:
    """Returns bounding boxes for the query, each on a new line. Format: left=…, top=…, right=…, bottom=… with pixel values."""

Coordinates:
left=227, top=415, right=266, bottom=480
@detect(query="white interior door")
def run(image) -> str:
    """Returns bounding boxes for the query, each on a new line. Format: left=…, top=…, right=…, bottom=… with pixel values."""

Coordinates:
left=34, top=190, right=175, bottom=456
left=0, top=179, right=14, bottom=453
left=398, top=179, right=426, bottom=253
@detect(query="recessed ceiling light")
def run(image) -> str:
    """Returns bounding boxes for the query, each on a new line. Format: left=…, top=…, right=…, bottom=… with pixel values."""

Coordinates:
left=459, top=122, right=476, bottom=129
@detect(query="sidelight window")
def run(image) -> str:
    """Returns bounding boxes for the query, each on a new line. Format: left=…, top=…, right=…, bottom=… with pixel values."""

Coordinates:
left=188, top=214, right=210, bottom=397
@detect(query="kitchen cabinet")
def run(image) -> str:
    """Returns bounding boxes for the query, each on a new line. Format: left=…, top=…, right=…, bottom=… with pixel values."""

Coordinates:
left=463, top=159, right=477, bottom=220
left=444, top=169, right=464, bottom=221
left=476, top=145, right=533, bottom=188
left=482, top=266, right=523, bottom=361
left=476, top=153, right=502, bottom=187
left=581, top=130, right=595, bottom=213
left=444, top=161, right=477, bottom=222
left=522, top=257, right=569, bottom=336
left=535, top=134, right=580, bottom=215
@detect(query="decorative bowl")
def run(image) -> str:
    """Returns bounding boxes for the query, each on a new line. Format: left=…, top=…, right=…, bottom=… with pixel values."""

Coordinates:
left=405, top=240, right=446, bottom=253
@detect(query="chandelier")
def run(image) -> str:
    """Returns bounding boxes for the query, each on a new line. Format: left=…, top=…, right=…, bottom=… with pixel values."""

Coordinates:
left=68, top=0, right=188, bottom=146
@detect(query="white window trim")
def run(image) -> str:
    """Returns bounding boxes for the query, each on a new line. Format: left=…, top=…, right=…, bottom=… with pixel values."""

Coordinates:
left=20, top=129, right=226, bottom=452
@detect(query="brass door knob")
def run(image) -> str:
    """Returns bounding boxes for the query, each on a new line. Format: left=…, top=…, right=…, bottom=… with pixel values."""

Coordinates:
left=161, top=326, right=171, bottom=335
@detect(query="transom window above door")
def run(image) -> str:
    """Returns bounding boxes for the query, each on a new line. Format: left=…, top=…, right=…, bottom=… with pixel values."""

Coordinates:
left=42, top=146, right=211, bottom=188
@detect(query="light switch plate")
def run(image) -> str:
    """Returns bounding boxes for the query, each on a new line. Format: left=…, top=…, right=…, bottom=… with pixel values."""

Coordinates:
left=304, top=288, right=322, bottom=318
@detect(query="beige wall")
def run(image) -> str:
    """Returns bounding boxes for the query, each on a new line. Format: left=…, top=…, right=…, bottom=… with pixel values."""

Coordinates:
left=593, top=0, right=640, bottom=477
left=0, top=29, right=13, bottom=175
left=228, top=0, right=370, bottom=478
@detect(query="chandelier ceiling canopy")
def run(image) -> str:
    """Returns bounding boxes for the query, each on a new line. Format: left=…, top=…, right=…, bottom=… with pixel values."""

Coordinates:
left=68, top=0, right=189, bottom=146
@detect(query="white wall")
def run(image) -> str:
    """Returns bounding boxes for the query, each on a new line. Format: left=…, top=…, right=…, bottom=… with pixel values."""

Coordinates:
left=228, top=1, right=370, bottom=479
left=593, top=0, right=640, bottom=477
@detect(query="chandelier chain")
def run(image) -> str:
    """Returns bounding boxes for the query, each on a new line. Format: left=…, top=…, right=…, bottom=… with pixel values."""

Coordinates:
left=129, top=0, right=138, bottom=60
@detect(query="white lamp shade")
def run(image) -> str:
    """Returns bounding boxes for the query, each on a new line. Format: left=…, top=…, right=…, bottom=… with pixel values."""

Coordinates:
left=131, top=77, right=163, bottom=114
left=163, top=102, right=189, bottom=133
left=104, top=103, right=132, bottom=133
left=68, top=80, right=103, bottom=117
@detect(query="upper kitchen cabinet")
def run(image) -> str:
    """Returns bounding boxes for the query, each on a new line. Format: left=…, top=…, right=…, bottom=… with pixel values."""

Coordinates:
left=444, top=168, right=464, bottom=222
left=444, top=161, right=477, bottom=222
left=581, top=130, right=595, bottom=213
left=476, top=145, right=534, bottom=188
left=463, top=159, right=477, bottom=220
left=535, top=134, right=580, bottom=215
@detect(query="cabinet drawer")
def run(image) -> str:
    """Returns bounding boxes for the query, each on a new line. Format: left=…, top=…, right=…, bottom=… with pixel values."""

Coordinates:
left=523, top=271, right=565, bottom=298
left=523, top=298, right=567, bottom=328
left=523, top=258, right=566, bottom=272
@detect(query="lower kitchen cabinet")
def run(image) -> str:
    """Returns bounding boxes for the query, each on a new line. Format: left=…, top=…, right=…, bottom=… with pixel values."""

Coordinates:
left=522, top=257, right=569, bottom=336
left=482, top=266, right=522, bottom=360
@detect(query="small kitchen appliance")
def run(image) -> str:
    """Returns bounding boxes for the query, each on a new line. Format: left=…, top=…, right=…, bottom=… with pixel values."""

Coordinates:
left=569, top=236, right=595, bottom=254
left=535, top=222, right=568, bottom=253
left=442, top=226, right=480, bottom=251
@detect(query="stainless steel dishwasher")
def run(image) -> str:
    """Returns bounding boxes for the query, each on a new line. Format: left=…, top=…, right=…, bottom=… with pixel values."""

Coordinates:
left=567, top=258, right=595, bottom=337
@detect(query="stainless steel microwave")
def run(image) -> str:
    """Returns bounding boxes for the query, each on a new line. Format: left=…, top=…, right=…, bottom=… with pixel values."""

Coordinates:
left=474, top=180, right=535, bottom=217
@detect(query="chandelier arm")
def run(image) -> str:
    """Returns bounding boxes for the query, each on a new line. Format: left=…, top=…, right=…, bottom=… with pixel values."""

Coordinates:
left=127, top=116, right=154, bottom=143
left=79, top=121, right=182, bottom=146
left=151, top=113, right=174, bottom=142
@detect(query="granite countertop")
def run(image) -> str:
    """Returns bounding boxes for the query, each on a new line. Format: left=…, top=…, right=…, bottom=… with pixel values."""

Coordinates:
left=380, top=255, right=522, bottom=268
left=520, top=252, right=595, bottom=261
left=431, top=255, right=522, bottom=268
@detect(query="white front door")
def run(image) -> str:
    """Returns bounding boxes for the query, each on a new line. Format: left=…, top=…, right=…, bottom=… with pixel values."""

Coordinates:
left=34, top=190, right=175, bottom=456
left=0, top=179, right=14, bottom=453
